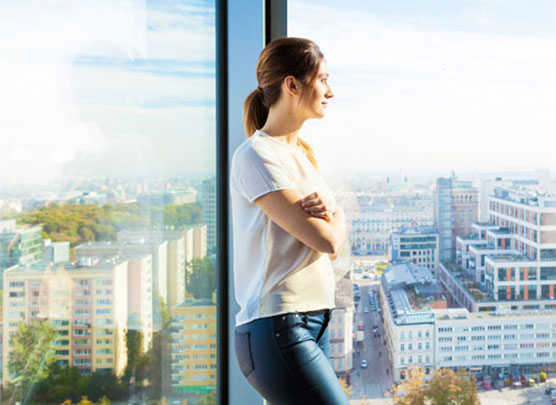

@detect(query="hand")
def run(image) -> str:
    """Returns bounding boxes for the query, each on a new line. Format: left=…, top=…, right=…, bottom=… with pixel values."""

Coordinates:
left=300, top=191, right=335, bottom=222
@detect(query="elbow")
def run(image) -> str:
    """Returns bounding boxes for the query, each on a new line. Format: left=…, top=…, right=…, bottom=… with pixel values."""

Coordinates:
left=321, top=235, right=341, bottom=256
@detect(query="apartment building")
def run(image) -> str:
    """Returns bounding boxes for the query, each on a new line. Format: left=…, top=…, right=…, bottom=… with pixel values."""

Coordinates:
left=390, top=226, right=439, bottom=274
left=170, top=297, right=217, bottom=395
left=75, top=241, right=168, bottom=321
left=2, top=259, right=129, bottom=382
left=117, top=224, right=208, bottom=262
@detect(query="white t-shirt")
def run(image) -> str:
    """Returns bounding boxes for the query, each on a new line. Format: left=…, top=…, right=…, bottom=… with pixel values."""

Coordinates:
left=230, top=129, right=337, bottom=326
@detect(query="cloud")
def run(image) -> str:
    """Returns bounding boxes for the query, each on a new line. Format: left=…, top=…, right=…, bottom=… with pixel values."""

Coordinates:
left=290, top=1, right=556, bottom=174
left=0, top=0, right=216, bottom=183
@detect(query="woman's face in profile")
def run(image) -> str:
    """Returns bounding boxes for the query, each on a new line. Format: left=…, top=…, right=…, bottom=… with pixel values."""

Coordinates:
left=303, top=60, right=334, bottom=120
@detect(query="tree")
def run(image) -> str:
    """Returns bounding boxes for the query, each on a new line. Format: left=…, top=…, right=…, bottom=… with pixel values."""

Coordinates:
left=124, top=313, right=145, bottom=384
left=187, top=257, right=216, bottom=299
left=145, top=295, right=173, bottom=399
left=392, top=367, right=479, bottom=405
left=392, top=367, right=427, bottom=405
left=427, top=368, right=479, bottom=405
left=338, top=377, right=352, bottom=398
left=7, top=321, right=57, bottom=403
left=197, top=391, right=216, bottom=405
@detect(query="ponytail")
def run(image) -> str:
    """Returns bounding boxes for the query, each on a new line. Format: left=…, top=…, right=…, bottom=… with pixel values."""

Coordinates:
left=243, top=88, right=268, bottom=138
left=243, top=86, right=319, bottom=171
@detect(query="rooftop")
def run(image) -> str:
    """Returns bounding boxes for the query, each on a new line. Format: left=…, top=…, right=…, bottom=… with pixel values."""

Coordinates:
left=434, top=307, right=556, bottom=321
left=492, top=185, right=556, bottom=208
left=393, top=225, right=438, bottom=236
left=382, top=262, right=445, bottom=325
left=4, top=258, right=127, bottom=274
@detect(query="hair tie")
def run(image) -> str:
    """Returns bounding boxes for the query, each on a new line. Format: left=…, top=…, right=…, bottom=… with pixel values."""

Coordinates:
left=256, top=86, right=263, bottom=94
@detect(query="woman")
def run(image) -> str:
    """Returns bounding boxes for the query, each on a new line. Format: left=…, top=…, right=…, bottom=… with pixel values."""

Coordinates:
left=230, top=37, right=349, bottom=404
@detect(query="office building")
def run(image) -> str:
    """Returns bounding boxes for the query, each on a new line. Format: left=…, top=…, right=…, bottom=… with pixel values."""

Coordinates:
left=390, top=226, right=439, bottom=274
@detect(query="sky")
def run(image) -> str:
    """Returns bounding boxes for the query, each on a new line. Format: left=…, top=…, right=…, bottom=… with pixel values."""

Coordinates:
left=1, top=1, right=556, bottom=185
left=0, top=0, right=215, bottom=184
left=289, top=0, right=556, bottom=178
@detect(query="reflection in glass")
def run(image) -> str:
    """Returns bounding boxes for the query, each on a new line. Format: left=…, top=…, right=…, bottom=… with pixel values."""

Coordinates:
left=0, top=1, right=216, bottom=403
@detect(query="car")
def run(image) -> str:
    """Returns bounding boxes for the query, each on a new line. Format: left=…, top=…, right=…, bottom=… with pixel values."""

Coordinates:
left=363, top=307, right=369, bottom=313
left=357, top=321, right=364, bottom=331
left=551, top=390, right=556, bottom=401
left=481, top=381, right=491, bottom=390
left=363, top=274, right=371, bottom=279
left=361, top=359, right=368, bottom=368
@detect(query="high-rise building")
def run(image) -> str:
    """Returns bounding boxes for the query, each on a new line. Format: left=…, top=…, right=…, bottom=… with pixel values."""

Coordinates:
left=200, top=178, right=216, bottom=253
left=170, top=297, right=217, bottom=395
left=434, top=178, right=453, bottom=262
left=2, top=259, right=129, bottom=382
left=434, top=178, right=478, bottom=262
left=74, top=241, right=168, bottom=331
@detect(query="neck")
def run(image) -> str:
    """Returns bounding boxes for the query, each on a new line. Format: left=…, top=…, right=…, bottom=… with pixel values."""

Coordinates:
left=260, top=104, right=305, bottom=146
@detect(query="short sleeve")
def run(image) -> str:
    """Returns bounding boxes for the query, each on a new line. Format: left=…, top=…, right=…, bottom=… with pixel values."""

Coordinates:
left=232, top=142, right=295, bottom=203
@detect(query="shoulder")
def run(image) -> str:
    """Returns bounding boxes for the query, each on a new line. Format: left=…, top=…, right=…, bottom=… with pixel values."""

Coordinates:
left=232, top=133, right=279, bottom=167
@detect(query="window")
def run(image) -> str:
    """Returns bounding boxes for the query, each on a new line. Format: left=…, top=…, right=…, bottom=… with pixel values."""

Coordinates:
left=0, top=1, right=218, bottom=402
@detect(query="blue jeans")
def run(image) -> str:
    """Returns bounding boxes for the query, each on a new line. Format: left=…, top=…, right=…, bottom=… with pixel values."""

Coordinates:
left=234, top=309, right=349, bottom=405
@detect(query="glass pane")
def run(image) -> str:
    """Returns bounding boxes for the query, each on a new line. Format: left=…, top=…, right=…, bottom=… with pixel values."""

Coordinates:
left=290, top=0, right=556, bottom=402
left=0, top=1, right=216, bottom=404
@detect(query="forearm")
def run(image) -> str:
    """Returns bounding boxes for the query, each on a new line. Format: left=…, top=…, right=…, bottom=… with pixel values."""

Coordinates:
left=328, top=206, right=346, bottom=257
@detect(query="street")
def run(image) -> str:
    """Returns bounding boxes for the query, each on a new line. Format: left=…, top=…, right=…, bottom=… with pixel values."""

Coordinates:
left=350, top=278, right=393, bottom=404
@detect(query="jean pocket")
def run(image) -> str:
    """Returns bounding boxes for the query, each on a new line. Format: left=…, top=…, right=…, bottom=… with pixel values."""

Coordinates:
left=234, top=331, right=255, bottom=378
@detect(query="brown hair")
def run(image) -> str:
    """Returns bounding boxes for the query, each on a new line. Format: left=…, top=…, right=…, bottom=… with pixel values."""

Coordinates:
left=243, top=37, right=324, bottom=169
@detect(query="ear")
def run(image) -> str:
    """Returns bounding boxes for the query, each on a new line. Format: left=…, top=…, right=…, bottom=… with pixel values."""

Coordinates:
left=283, top=75, right=300, bottom=97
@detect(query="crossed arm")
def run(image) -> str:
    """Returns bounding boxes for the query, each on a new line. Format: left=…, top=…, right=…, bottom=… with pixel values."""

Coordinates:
left=254, top=189, right=346, bottom=260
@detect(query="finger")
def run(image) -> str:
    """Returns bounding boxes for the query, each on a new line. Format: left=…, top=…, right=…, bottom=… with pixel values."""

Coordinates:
left=304, top=204, right=326, bottom=213
left=302, top=199, right=323, bottom=208
left=301, top=192, right=319, bottom=202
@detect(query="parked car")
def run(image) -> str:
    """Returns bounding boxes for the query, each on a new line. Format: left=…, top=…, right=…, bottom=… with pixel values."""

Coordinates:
left=361, top=359, right=368, bottom=368
left=363, top=307, right=369, bottom=313
left=550, top=390, right=556, bottom=402
left=481, top=381, right=491, bottom=390
left=357, top=321, right=364, bottom=331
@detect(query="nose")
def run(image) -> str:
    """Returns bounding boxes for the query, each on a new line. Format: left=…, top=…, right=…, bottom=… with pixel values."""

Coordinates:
left=325, top=84, right=334, bottom=99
